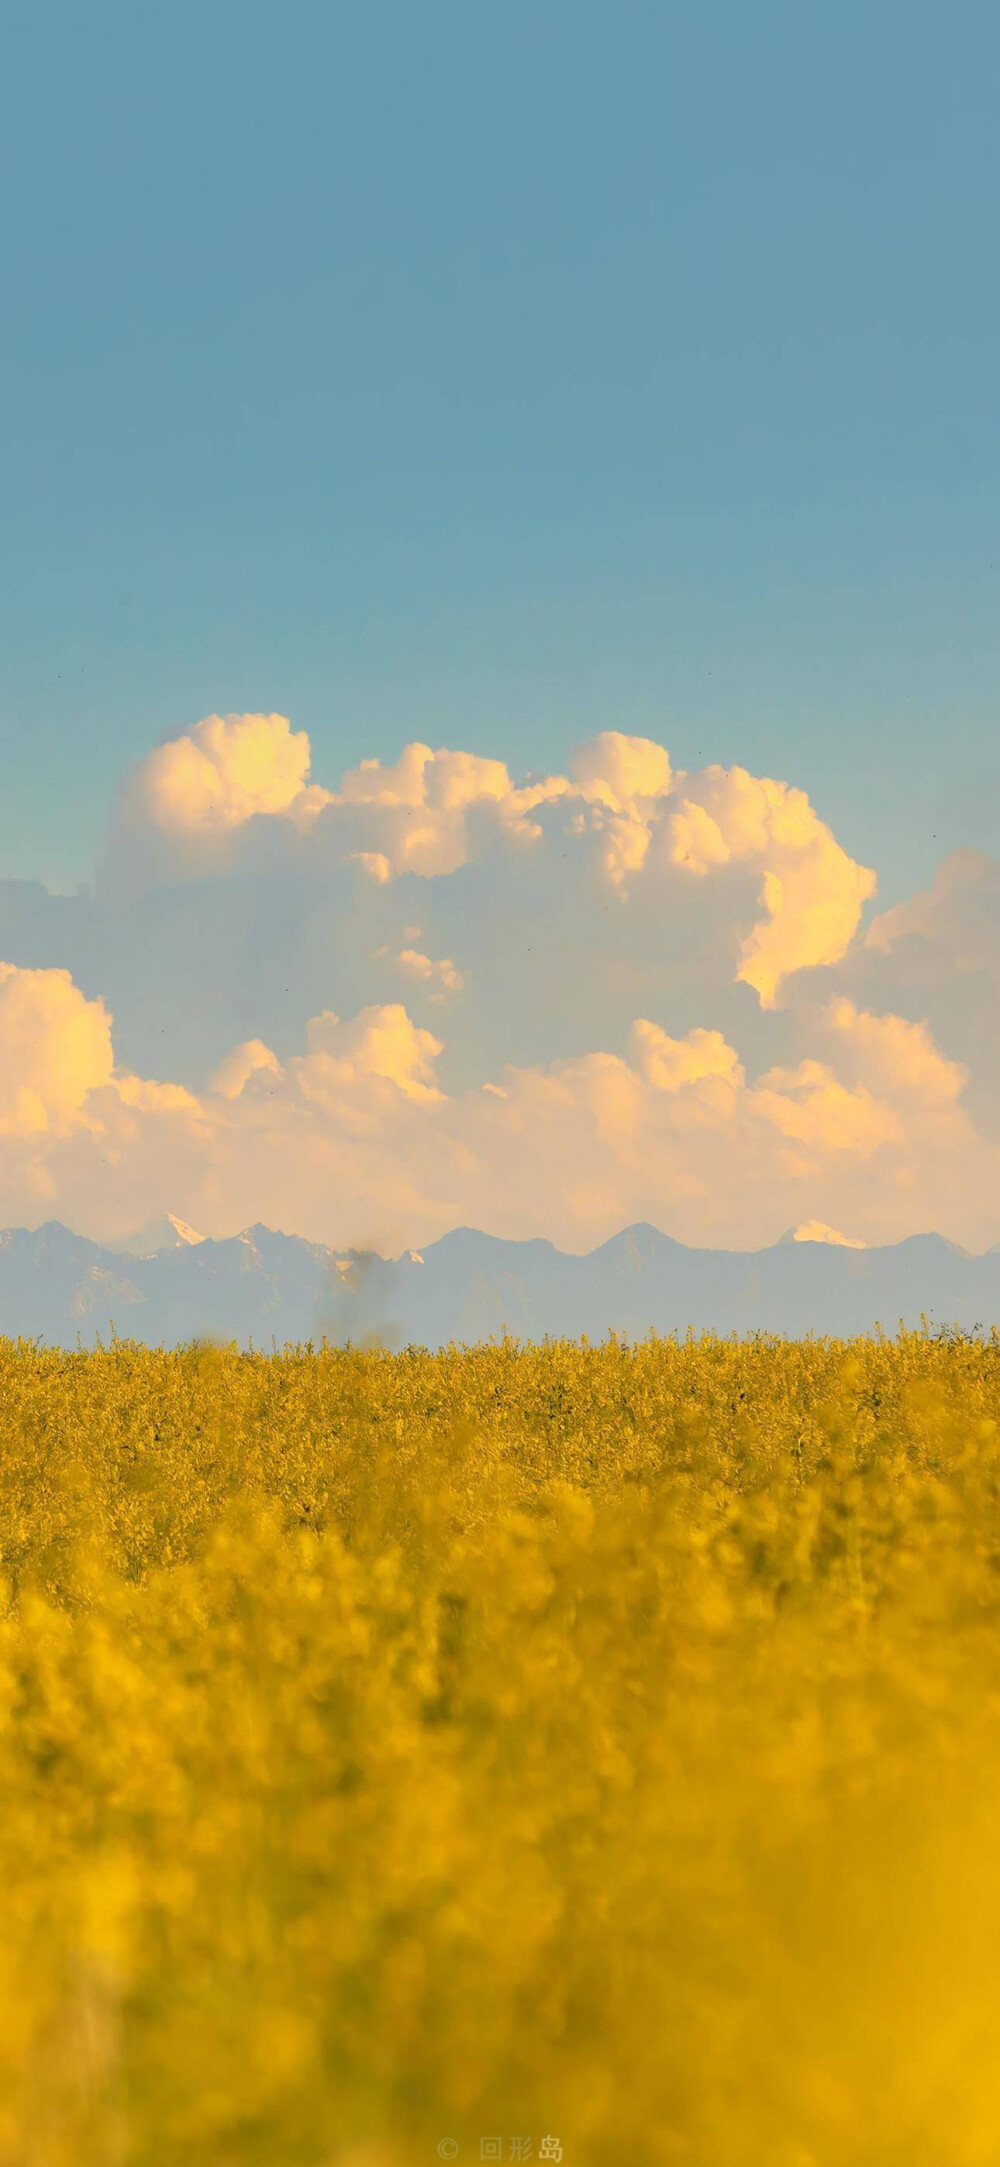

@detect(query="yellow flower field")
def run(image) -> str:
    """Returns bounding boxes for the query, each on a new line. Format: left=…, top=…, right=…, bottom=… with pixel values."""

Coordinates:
left=1, top=1329, right=999, bottom=2165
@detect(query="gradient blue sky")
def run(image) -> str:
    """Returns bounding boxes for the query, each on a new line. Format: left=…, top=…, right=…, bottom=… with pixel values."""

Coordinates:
left=3, top=0, right=999, bottom=898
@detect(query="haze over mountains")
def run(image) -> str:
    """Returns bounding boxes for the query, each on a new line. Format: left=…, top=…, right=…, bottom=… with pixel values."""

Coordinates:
left=1, top=1219, right=998, bottom=1350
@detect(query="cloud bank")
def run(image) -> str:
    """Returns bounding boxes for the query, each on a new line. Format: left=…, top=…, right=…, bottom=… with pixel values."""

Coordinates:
left=1, top=713, right=997, bottom=1253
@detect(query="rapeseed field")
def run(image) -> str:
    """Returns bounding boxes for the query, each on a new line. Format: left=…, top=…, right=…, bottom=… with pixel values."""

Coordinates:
left=0, top=1328, right=999, bottom=2166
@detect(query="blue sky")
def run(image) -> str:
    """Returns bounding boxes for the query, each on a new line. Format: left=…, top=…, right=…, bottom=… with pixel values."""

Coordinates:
left=3, top=0, right=999, bottom=898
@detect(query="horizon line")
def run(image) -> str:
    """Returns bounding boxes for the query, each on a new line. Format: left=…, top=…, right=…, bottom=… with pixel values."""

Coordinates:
left=4, top=1218, right=997, bottom=1265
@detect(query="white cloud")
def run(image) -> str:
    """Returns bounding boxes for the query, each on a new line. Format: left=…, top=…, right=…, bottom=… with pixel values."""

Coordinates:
left=659, top=767, right=878, bottom=1004
left=823, top=997, right=967, bottom=1108
left=863, top=848, right=999, bottom=961
left=296, top=1005, right=444, bottom=1103
left=752, top=1058, right=904, bottom=1158
left=569, top=731, right=673, bottom=803
left=629, top=1020, right=745, bottom=1093
left=0, top=971, right=995, bottom=1255
left=124, top=712, right=325, bottom=837
left=346, top=851, right=393, bottom=884
left=784, top=848, right=1000, bottom=1138
left=377, top=947, right=465, bottom=1001
left=0, top=713, right=996, bottom=1253
left=0, top=964, right=113, bottom=1135
left=210, top=1038, right=283, bottom=1102
left=316, top=740, right=546, bottom=879
left=112, top=719, right=875, bottom=1008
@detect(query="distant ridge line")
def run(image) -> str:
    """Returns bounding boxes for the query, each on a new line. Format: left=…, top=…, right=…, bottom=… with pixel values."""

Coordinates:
left=0, top=1218, right=996, bottom=1349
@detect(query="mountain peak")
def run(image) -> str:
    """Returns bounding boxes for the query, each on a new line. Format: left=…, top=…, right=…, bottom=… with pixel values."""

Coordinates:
left=1, top=1219, right=996, bottom=1349
left=109, top=1213, right=207, bottom=1258
left=165, top=1213, right=206, bottom=1246
left=777, top=1222, right=867, bottom=1250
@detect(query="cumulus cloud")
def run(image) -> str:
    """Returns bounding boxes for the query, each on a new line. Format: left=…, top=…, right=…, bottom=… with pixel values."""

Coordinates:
left=863, top=848, right=999, bottom=961
left=375, top=946, right=465, bottom=1001
left=0, top=963, right=113, bottom=1135
left=0, top=962, right=206, bottom=1218
left=0, top=965, right=996, bottom=1256
left=330, top=743, right=528, bottom=878
left=124, top=712, right=325, bottom=837
left=210, top=1038, right=283, bottom=1102
left=786, top=848, right=1000, bottom=1139
left=1, top=712, right=996, bottom=1252
left=657, top=768, right=877, bottom=1003
left=297, top=1005, right=444, bottom=1103
left=628, top=1021, right=745, bottom=1094
left=569, top=731, right=673, bottom=803
left=110, top=718, right=875, bottom=1010
left=752, top=1058, right=904, bottom=1159
left=822, top=997, right=967, bottom=1109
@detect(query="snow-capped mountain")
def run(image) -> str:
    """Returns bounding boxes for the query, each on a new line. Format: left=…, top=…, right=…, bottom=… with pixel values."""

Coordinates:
left=0, top=1219, right=997, bottom=1348
left=108, top=1213, right=208, bottom=1257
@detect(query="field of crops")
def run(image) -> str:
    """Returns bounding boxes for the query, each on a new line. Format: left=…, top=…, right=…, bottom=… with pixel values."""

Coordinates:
left=1, top=1328, right=999, bottom=2166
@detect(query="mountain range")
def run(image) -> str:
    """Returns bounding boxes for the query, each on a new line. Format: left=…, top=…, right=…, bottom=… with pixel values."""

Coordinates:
left=1, top=1218, right=998, bottom=1349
